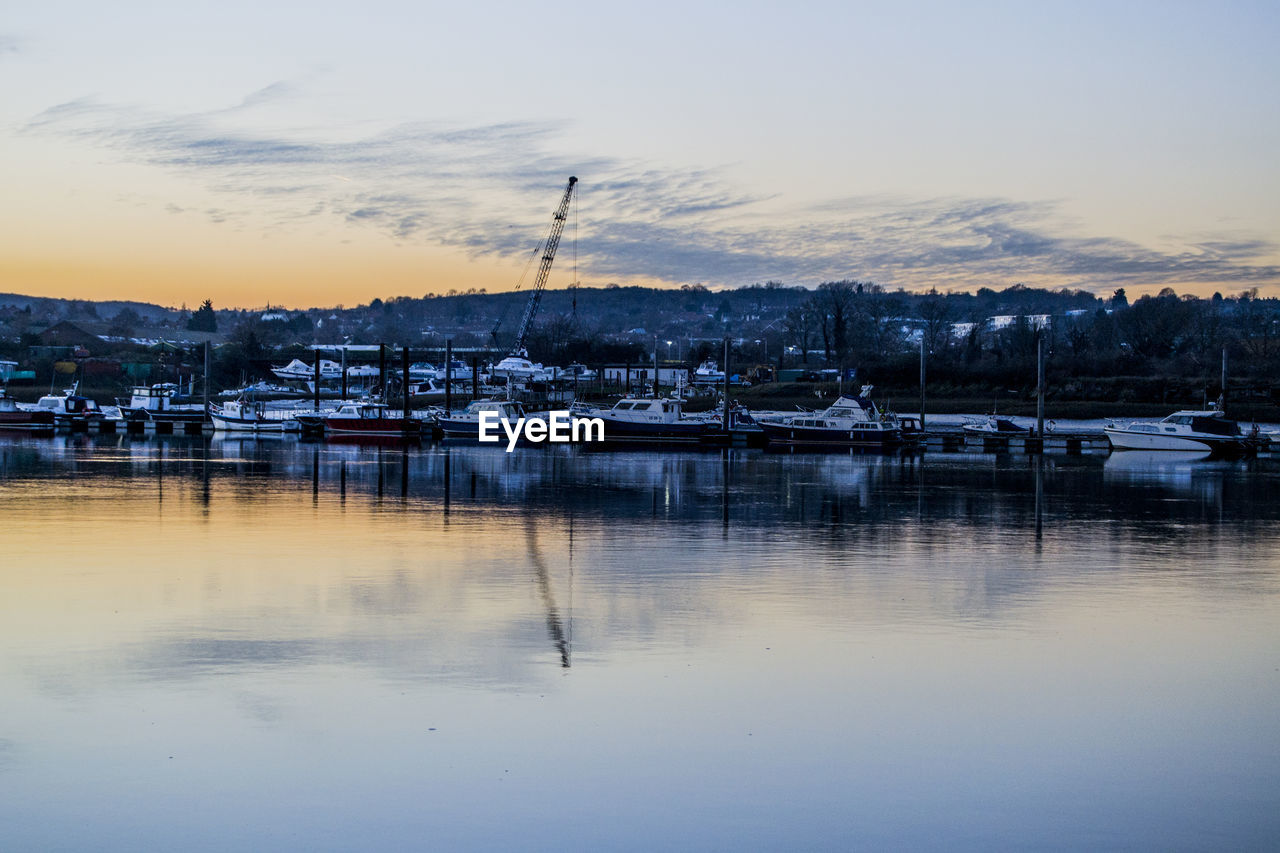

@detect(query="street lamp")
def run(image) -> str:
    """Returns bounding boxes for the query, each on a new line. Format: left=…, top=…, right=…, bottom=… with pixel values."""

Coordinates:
left=665, top=340, right=673, bottom=360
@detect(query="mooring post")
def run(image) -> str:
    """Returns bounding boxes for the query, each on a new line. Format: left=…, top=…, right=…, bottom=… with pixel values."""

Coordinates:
left=341, top=347, right=348, bottom=400
left=200, top=338, right=208, bottom=412
left=653, top=336, right=660, bottom=396
left=402, top=346, right=411, bottom=422
left=445, top=340, right=453, bottom=414
left=919, top=332, right=926, bottom=432
left=313, top=355, right=321, bottom=411
left=1220, top=346, right=1227, bottom=410
left=378, top=343, right=387, bottom=403
left=1036, top=333, right=1045, bottom=440
left=722, top=337, right=730, bottom=431
left=625, top=362, right=631, bottom=395
left=471, top=356, right=479, bottom=401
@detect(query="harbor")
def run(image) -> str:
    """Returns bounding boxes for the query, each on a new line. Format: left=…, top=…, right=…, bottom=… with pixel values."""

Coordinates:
left=4, top=436, right=1280, bottom=851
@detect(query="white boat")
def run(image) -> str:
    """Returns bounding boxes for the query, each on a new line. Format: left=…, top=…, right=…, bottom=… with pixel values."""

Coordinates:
left=962, top=415, right=1028, bottom=435
left=344, top=364, right=381, bottom=380
left=406, top=377, right=470, bottom=398
left=691, top=360, right=726, bottom=385
left=436, top=399, right=529, bottom=439
left=491, top=355, right=548, bottom=382
left=31, top=381, right=104, bottom=429
left=589, top=396, right=715, bottom=443
left=1104, top=410, right=1251, bottom=455
left=294, top=402, right=424, bottom=438
left=271, top=359, right=343, bottom=381
left=410, top=360, right=476, bottom=382
left=549, top=363, right=597, bottom=382
left=758, top=385, right=908, bottom=448
left=116, top=383, right=208, bottom=424
left=209, top=399, right=302, bottom=432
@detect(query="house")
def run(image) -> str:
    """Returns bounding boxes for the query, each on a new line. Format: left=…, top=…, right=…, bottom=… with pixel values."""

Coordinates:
left=36, top=320, right=97, bottom=346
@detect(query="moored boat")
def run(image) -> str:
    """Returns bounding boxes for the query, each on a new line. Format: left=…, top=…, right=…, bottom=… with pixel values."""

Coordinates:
left=271, top=358, right=343, bottom=382
left=436, top=399, right=529, bottom=440
left=0, top=389, right=55, bottom=434
left=1104, top=410, right=1252, bottom=455
left=116, top=384, right=209, bottom=424
left=294, top=402, right=423, bottom=438
left=962, top=415, right=1029, bottom=435
left=32, top=381, right=103, bottom=430
left=758, top=385, right=904, bottom=449
left=209, top=399, right=302, bottom=432
left=691, top=359, right=726, bottom=385
left=588, top=396, right=716, bottom=444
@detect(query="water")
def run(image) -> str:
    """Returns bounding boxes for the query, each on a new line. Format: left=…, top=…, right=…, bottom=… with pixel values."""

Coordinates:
left=2, top=435, right=1279, bottom=850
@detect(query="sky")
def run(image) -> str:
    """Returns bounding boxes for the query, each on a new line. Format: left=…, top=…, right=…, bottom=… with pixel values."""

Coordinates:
left=2, top=0, right=1278, bottom=309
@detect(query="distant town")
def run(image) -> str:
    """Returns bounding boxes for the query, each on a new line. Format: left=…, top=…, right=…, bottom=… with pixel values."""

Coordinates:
left=2, top=282, right=1278, bottom=416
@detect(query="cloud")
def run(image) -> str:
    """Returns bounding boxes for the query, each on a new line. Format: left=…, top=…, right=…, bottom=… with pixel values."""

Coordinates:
left=23, top=92, right=1280, bottom=292
left=0, top=34, right=19, bottom=56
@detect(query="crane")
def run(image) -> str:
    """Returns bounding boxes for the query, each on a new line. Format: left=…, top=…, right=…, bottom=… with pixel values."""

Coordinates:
left=491, top=175, right=578, bottom=354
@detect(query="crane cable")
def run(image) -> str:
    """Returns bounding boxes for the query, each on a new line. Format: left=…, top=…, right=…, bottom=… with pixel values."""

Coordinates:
left=490, top=209, right=551, bottom=342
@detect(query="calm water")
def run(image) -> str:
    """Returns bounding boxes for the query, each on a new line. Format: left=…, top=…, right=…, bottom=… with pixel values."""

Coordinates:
left=2, top=435, right=1279, bottom=851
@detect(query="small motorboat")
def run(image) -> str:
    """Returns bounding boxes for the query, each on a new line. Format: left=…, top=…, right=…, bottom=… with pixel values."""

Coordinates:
left=490, top=354, right=548, bottom=383
left=295, top=402, right=423, bottom=438
left=436, top=399, right=529, bottom=440
left=758, top=385, right=904, bottom=448
left=962, top=415, right=1029, bottom=435
left=0, top=389, right=55, bottom=434
left=116, top=384, right=209, bottom=424
left=691, top=360, right=726, bottom=385
left=271, top=359, right=343, bottom=382
left=1104, top=409, right=1251, bottom=455
left=32, top=381, right=103, bottom=430
left=590, top=395, right=716, bottom=444
left=209, top=399, right=301, bottom=433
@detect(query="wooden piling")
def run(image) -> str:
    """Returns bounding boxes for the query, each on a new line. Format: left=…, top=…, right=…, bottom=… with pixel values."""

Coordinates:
left=378, top=343, right=386, bottom=403
left=401, top=346, right=410, bottom=422
left=722, top=337, right=730, bottom=430
left=919, top=333, right=926, bottom=431
left=1036, top=333, right=1045, bottom=439
left=445, top=340, right=453, bottom=414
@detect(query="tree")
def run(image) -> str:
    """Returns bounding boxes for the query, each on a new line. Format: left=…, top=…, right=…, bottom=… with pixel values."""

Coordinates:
left=917, top=288, right=954, bottom=354
left=187, top=299, right=218, bottom=333
left=109, top=308, right=142, bottom=338
left=816, top=280, right=857, bottom=366
left=782, top=305, right=816, bottom=364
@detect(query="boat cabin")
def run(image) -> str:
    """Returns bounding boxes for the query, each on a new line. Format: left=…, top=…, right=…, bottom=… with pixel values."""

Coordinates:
left=125, top=384, right=178, bottom=411
left=1157, top=411, right=1241, bottom=436
left=606, top=397, right=685, bottom=423
left=457, top=400, right=525, bottom=419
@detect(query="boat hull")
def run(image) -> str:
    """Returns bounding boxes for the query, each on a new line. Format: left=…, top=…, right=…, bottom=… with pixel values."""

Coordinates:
left=210, top=413, right=297, bottom=433
left=593, top=417, right=713, bottom=444
left=1104, top=427, right=1248, bottom=455
left=0, top=411, right=56, bottom=434
left=119, top=407, right=209, bottom=424
left=324, top=418, right=422, bottom=438
left=759, top=421, right=903, bottom=448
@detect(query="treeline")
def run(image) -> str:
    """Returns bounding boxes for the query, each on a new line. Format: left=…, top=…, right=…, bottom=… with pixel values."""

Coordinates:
left=769, top=282, right=1279, bottom=407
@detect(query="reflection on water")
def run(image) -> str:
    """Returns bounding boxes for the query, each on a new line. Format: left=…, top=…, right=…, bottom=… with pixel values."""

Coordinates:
left=1, top=435, right=1279, bottom=850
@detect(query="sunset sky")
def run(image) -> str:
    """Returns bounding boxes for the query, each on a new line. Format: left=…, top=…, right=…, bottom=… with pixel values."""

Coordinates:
left=2, top=1, right=1278, bottom=308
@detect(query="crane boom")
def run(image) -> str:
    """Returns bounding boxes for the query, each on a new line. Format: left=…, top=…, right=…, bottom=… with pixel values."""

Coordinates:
left=508, top=175, right=577, bottom=354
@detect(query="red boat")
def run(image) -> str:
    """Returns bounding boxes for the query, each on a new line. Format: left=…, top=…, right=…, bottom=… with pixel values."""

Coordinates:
left=0, top=390, right=56, bottom=435
left=295, top=402, right=423, bottom=438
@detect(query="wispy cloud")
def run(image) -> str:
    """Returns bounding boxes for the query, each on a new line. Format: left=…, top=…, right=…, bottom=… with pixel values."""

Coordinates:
left=23, top=91, right=1280, bottom=292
